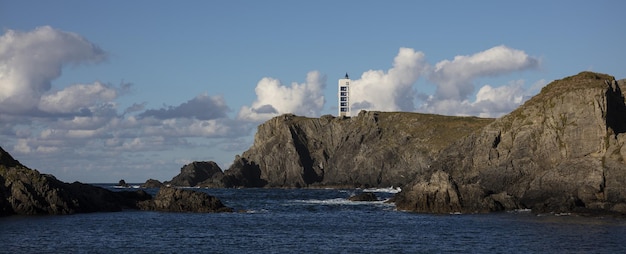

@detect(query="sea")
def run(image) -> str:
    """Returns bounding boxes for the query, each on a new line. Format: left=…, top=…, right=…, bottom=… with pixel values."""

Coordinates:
left=2, top=185, right=626, bottom=253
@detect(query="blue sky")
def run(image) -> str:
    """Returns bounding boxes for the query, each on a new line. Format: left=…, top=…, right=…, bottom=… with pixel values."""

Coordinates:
left=1, top=0, right=624, bottom=183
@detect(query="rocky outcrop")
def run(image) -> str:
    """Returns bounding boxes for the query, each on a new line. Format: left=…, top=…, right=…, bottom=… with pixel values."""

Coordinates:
left=117, top=179, right=130, bottom=188
left=165, top=161, right=223, bottom=187
left=0, top=147, right=152, bottom=216
left=141, top=178, right=164, bottom=188
left=0, top=147, right=231, bottom=216
left=348, top=192, right=378, bottom=202
left=138, top=187, right=233, bottom=213
left=395, top=72, right=626, bottom=215
left=226, top=112, right=492, bottom=188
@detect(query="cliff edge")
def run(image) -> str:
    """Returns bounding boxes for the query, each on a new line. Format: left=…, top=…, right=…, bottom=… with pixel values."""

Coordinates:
left=226, top=111, right=492, bottom=188
left=395, top=72, right=626, bottom=215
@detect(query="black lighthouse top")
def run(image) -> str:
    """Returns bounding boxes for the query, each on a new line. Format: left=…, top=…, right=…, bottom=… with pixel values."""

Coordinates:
left=344, top=73, right=349, bottom=79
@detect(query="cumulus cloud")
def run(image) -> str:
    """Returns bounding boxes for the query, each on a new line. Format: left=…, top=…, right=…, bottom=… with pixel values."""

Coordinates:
left=421, top=80, right=527, bottom=117
left=416, top=45, right=541, bottom=117
left=0, top=26, right=106, bottom=114
left=39, top=82, right=118, bottom=114
left=238, top=71, right=326, bottom=122
left=139, top=93, right=230, bottom=120
left=350, top=47, right=427, bottom=112
left=429, top=45, right=539, bottom=101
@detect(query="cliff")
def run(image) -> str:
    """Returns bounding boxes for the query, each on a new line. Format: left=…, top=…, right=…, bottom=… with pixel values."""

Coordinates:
left=226, top=111, right=493, bottom=188
left=395, top=72, right=626, bottom=215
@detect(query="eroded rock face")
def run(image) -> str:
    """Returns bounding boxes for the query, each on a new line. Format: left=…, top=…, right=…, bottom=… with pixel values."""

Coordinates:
left=165, top=161, right=223, bottom=187
left=226, top=112, right=492, bottom=188
left=395, top=72, right=626, bottom=215
left=0, top=147, right=152, bottom=216
left=138, top=187, right=232, bottom=213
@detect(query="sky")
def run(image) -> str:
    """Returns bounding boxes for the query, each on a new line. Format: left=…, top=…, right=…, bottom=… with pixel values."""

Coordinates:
left=1, top=0, right=624, bottom=183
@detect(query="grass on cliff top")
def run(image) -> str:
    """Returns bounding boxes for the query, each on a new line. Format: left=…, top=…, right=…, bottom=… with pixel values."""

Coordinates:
left=525, top=71, right=614, bottom=106
left=360, top=111, right=493, bottom=152
left=505, top=71, right=615, bottom=119
left=272, top=112, right=493, bottom=152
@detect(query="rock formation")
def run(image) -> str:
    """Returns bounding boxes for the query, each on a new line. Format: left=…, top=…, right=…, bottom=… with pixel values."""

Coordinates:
left=0, top=146, right=231, bottom=216
left=117, top=179, right=130, bottom=188
left=141, top=178, right=164, bottom=188
left=165, top=161, right=224, bottom=187
left=0, top=147, right=151, bottom=216
left=348, top=192, right=378, bottom=202
left=395, top=72, right=626, bottom=215
left=138, top=187, right=233, bottom=213
left=226, top=112, right=492, bottom=188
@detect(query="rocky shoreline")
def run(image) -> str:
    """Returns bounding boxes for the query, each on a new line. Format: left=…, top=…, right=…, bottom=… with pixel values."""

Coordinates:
left=2, top=71, right=625, bottom=217
left=0, top=147, right=232, bottom=216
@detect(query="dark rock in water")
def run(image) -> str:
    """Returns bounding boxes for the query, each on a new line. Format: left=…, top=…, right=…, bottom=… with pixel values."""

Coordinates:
left=138, top=187, right=232, bottom=213
left=348, top=192, right=378, bottom=202
left=395, top=72, right=626, bottom=215
left=117, top=179, right=130, bottom=187
left=165, top=161, right=223, bottom=187
left=141, top=178, right=164, bottom=188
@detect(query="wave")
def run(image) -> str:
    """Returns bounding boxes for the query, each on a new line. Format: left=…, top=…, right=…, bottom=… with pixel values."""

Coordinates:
left=294, top=198, right=392, bottom=206
left=112, top=185, right=141, bottom=189
left=362, top=187, right=401, bottom=194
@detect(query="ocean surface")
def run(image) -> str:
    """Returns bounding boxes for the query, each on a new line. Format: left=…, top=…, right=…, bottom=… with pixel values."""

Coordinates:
left=2, top=186, right=626, bottom=253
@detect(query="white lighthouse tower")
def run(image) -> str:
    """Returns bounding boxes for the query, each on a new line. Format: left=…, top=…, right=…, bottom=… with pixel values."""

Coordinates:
left=338, top=73, right=351, bottom=117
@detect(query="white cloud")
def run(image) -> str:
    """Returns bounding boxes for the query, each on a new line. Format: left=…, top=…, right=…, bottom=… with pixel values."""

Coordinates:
left=419, top=79, right=544, bottom=118
left=238, top=70, right=326, bottom=122
left=350, top=47, right=427, bottom=112
left=0, top=26, right=106, bottom=114
left=429, top=45, right=539, bottom=101
left=39, top=82, right=118, bottom=114
left=417, top=45, right=540, bottom=117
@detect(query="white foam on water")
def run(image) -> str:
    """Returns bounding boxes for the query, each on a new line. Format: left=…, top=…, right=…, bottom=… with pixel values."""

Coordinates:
left=294, top=198, right=392, bottom=206
left=362, top=187, right=401, bottom=194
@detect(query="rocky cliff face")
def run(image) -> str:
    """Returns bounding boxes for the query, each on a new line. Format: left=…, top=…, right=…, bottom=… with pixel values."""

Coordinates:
left=395, top=72, right=626, bottom=215
left=165, top=161, right=223, bottom=187
left=226, top=111, right=493, bottom=188
left=0, top=146, right=151, bottom=216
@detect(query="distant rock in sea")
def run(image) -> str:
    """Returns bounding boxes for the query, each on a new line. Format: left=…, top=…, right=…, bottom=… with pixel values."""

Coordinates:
left=141, top=178, right=164, bottom=188
left=138, top=187, right=233, bottom=213
left=117, top=179, right=130, bottom=188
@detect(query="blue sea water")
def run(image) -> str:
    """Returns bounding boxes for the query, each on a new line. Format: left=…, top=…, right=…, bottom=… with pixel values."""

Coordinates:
left=2, top=186, right=626, bottom=253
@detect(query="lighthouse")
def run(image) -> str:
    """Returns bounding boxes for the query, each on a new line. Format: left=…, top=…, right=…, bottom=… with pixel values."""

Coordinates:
left=338, top=73, right=351, bottom=117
